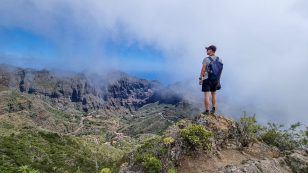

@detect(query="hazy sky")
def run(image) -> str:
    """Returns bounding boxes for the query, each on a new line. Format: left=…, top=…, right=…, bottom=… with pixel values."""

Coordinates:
left=0, top=0, right=307, bottom=126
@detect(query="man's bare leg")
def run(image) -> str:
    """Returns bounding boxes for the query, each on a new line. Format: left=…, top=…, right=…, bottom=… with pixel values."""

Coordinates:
left=211, top=92, right=216, bottom=107
left=211, top=92, right=217, bottom=114
left=204, top=92, right=210, bottom=111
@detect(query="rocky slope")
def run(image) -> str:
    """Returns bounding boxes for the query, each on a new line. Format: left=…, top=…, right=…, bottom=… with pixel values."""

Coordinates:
left=179, top=115, right=308, bottom=173
left=120, top=114, right=308, bottom=173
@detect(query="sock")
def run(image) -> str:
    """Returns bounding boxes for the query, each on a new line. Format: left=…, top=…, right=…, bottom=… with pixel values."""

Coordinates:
left=212, top=107, right=216, bottom=110
left=205, top=110, right=209, bottom=113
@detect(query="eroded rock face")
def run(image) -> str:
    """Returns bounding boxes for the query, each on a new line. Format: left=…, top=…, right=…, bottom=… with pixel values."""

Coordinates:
left=0, top=64, right=184, bottom=113
left=285, top=150, right=308, bottom=173
left=214, top=158, right=292, bottom=173
left=213, top=151, right=308, bottom=173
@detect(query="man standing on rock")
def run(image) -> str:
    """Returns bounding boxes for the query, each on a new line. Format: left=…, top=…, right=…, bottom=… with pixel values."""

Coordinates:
left=199, top=45, right=223, bottom=115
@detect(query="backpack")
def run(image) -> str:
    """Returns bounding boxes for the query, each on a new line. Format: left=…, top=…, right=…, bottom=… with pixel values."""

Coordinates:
left=207, top=56, right=223, bottom=81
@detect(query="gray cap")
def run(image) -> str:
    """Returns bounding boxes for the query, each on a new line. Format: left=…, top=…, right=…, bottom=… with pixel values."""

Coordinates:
left=205, top=45, right=217, bottom=52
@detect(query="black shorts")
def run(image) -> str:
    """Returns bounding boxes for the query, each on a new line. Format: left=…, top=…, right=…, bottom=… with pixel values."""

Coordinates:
left=202, top=79, right=221, bottom=92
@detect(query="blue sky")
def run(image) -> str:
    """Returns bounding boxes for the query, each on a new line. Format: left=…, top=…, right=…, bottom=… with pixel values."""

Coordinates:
left=0, top=27, right=57, bottom=68
left=0, top=26, right=169, bottom=82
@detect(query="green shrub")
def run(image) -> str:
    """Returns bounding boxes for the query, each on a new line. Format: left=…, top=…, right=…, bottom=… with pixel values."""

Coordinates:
left=179, top=123, right=212, bottom=150
left=135, top=137, right=167, bottom=162
left=163, top=136, right=175, bottom=145
left=239, top=113, right=263, bottom=147
left=18, top=165, right=39, bottom=173
left=261, top=123, right=280, bottom=144
left=141, top=154, right=162, bottom=173
left=100, top=167, right=111, bottom=173
left=176, top=120, right=187, bottom=126
left=133, top=137, right=170, bottom=173
left=261, top=122, right=307, bottom=150
left=168, top=167, right=177, bottom=173
left=240, top=114, right=262, bottom=137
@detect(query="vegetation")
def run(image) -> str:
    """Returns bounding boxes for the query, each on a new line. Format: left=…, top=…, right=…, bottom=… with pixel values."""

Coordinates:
left=18, top=165, right=39, bottom=173
left=261, top=122, right=308, bottom=150
left=0, top=127, right=124, bottom=173
left=179, top=123, right=213, bottom=150
left=167, top=167, right=177, bottom=173
left=134, top=137, right=165, bottom=172
left=163, top=136, right=175, bottom=145
left=119, top=115, right=172, bottom=136
left=239, top=113, right=262, bottom=147
left=135, top=137, right=167, bottom=161
left=100, top=167, right=111, bottom=173
left=1, top=88, right=308, bottom=172
left=141, top=154, right=162, bottom=173
left=6, top=90, right=32, bottom=113
left=239, top=113, right=308, bottom=150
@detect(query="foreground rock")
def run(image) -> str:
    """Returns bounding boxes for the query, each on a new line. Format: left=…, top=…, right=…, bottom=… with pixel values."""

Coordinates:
left=120, top=114, right=308, bottom=173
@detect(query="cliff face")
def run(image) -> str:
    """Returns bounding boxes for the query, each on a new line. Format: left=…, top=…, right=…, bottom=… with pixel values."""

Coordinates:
left=0, top=64, right=184, bottom=113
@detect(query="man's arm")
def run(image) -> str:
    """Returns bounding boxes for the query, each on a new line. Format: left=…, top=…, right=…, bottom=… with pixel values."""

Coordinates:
left=199, top=64, right=206, bottom=80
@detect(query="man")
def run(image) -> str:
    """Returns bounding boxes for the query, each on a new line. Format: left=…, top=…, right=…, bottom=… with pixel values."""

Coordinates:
left=199, top=45, right=223, bottom=115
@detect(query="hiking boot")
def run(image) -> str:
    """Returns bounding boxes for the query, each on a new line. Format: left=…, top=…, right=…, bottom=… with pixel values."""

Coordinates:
left=202, top=110, right=210, bottom=115
left=210, top=107, right=216, bottom=115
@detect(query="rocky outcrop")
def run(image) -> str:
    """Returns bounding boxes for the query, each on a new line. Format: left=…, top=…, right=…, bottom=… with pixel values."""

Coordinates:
left=213, top=149, right=308, bottom=173
left=180, top=115, right=308, bottom=173
left=120, top=114, right=308, bottom=173
left=0, top=64, right=185, bottom=113
left=285, top=149, right=308, bottom=173
left=214, top=157, right=292, bottom=173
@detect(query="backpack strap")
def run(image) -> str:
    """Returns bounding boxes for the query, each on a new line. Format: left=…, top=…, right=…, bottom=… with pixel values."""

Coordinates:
left=206, top=57, right=213, bottom=73
left=208, top=56, right=219, bottom=62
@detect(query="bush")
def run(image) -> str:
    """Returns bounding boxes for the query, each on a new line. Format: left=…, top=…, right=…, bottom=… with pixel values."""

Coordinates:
left=168, top=167, right=177, bottom=173
left=100, top=167, right=111, bottom=173
left=261, top=123, right=283, bottom=144
left=18, top=165, right=39, bottom=173
left=179, top=123, right=212, bottom=150
left=135, top=137, right=167, bottom=162
left=176, top=120, right=187, bottom=126
left=141, top=154, right=162, bottom=173
left=239, top=113, right=263, bottom=147
left=176, top=119, right=188, bottom=129
left=261, top=122, right=307, bottom=150
left=134, top=136, right=176, bottom=173
left=163, top=136, right=175, bottom=145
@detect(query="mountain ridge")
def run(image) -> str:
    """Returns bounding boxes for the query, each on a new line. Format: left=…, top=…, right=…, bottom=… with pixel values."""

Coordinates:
left=0, top=63, right=192, bottom=113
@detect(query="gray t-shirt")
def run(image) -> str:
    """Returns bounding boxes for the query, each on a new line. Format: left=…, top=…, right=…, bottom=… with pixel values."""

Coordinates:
left=202, top=56, right=222, bottom=79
